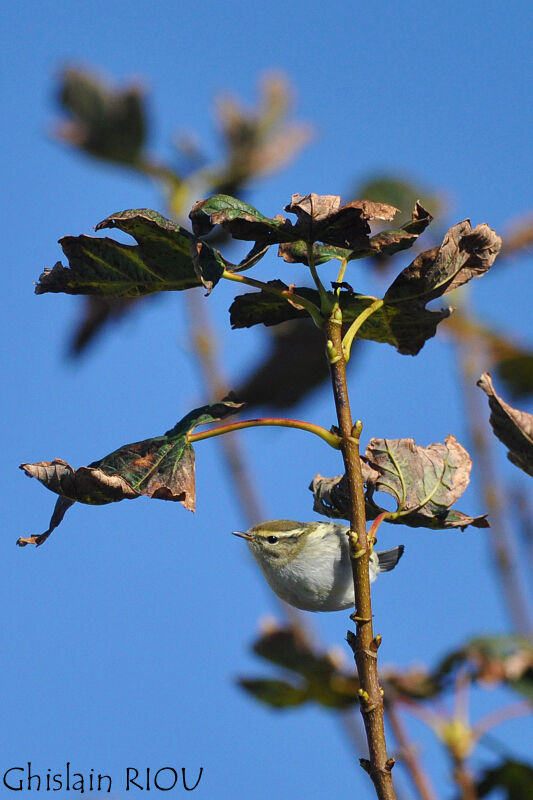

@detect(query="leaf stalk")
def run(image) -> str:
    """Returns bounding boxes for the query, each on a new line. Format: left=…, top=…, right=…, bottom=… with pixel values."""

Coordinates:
left=221, top=268, right=323, bottom=327
left=187, top=417, right=342, bottom=449
left=342, top=298, right=384, bottom=362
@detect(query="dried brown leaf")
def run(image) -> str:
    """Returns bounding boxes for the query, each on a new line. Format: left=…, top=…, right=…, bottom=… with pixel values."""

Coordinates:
left=477, top=373, right=533, bottom=477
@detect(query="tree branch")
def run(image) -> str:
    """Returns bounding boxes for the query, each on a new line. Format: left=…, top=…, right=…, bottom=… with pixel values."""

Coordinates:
left=325, top=308, right=397, bottom=800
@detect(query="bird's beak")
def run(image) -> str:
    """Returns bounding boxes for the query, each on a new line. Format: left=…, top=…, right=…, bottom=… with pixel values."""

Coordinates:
left=232, top=530, right=252, bottom=540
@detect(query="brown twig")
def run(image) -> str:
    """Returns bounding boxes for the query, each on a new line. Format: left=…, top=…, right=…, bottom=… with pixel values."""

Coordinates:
left=386, top=702, right=439, bottom=800
left=325, top=310, right=396, bottom=799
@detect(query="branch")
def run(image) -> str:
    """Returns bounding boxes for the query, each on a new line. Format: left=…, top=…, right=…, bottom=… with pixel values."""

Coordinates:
left=386, top=703, right=439, bottom=800
left=324, top=302, right=397, bottom=799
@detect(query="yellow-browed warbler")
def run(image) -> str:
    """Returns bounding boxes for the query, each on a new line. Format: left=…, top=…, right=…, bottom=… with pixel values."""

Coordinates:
left=233, top=520, right=404, bottom=612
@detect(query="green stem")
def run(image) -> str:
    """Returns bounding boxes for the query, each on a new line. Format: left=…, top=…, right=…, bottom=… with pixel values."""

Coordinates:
left=342, top=298, right=384, bottom=362
left=307, top=242, right=333, bottom=314
left=188, top=417, right=342, bottom=449
left=335, top=257, right=349, bottom=293
left=221, top=268, right=323, bottom=327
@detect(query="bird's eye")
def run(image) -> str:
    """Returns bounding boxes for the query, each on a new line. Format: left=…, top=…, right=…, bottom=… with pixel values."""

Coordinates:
left=267, top=535, right=279, bottom=544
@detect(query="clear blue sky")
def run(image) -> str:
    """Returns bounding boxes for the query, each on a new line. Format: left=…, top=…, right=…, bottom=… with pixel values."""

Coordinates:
left=3, top=1, right=533, bottom=798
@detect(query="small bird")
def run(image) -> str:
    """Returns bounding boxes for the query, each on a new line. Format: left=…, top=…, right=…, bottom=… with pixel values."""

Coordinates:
left=233, top=519, right=404, bottom=612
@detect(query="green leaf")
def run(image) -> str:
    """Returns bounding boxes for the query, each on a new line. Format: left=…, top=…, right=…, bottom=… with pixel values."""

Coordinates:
left=190, top=194, right=296, bottom=243
left=496, top=355, right=533, bottom=399
left=385, top=220, right=502, bottom=306
left=56, top=67, right=146, bottom=166
left=35, top=209, right=225, bottom=297
left=229, top=282, right=450, bottom=356
left=239, top=624, right=359, bottom=711
left=310, top=435, right=489, bottom=530
left=478, top=373, right=533, bottom=477
left=238, top=679, right=309, bottom=709
left=476, top=759, right=533, bottom=800
left=17, top=400, right=243, bottom=547
left=278, top=240, right=366, bottom=266
left=355, top=176, right=444, bottom=220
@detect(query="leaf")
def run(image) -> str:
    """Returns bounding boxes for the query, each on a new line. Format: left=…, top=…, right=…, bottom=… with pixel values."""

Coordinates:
left=56, top=67, right=146, bottom=166
left=476, top=759, right=533, bottom=800
left=367, top=202, right=433, bottom=257
left=310, top=435, right=489, bottom=530
left=213, top=73, right=313, bottom=194
left=278, top=202, right=433, bottom=266
left=444, top=311, right=533, bottom=398
left=190, top=192, right=399, bottom=253
left=238, top=624, right=359, bottom=711
left=17, top=400, right=243, bottom=547
left=229, top=282, right=450, bottom=356
left=69, top=296, right=145, bottom=356
left=35, top=209, right=225, bottom=297
left=189, top=194, right=296, bottom=244
left=238, top=679, right=309, bottom=709
left=385, top=220, right=502, bottom=306
left=436, top=636, right=533, bottom=701
left=496, top=356, right=533, bottom=399
left=477, top=373, right=533, bottom=477
left=234, top=319, right=334, bottom=409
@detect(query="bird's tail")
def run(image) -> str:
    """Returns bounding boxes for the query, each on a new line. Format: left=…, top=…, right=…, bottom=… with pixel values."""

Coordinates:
left=377, top=545, right=405, bottom=573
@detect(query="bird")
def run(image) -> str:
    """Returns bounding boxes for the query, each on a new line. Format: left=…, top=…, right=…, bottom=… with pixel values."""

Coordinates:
left=233, top=519, right=404, bottom=612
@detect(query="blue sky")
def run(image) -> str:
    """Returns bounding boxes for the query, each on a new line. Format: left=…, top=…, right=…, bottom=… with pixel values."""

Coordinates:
left=3, top=2, right=533, bottom=798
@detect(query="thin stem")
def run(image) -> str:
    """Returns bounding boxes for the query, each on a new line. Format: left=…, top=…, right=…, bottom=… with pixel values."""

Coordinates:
left=325, top=310, right=396, bottom=799
left=368, top=512, right=390, bottom=545
left=188, top=417, right=342, bottom=449
left=307, top=242, right=332, bottom=313
left=386, top=702, right=439, bottom=800
left=474, top=701, right=533, bottom=742
left=342, top=298, right=384, bottom=362
left=452, top=759, right=478, bottom=800
left=335, top=257, right=349, bottom=291
left=221, top=268, right=323, bottom=326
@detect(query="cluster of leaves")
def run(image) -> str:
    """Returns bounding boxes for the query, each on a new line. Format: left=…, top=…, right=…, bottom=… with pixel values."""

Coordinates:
left=239, top=623, right=533, bottom=709
left=21, top=186, right=505, bottom=544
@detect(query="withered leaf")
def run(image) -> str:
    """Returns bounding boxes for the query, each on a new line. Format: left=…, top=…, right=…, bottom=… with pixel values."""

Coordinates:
left=230, top=282, right=449, bottom=355
left=435, top=635, right=533, bottom=701
left=213, top=73, right=312, bottom=195
left=310, top=435, right=489, bottom=530
left=477, top=373, right=533, bottom=477
left=368, top=202, right=433, bottom=257
left=190, top=192, right=399, bottom=253
left=36, top=209, right=226, bottom=297
left=284, top=194, right=399, bottom=250
left=56, top=67, right=146, bottom=166
left=17, top=400, right=243, bottom=547
left=278, top=202, right=432, bottom=266
left=385, top=220, right=502, bottom=306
